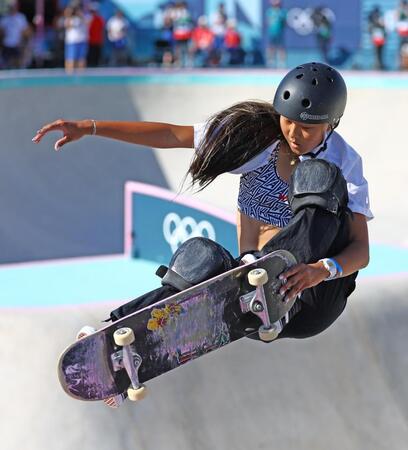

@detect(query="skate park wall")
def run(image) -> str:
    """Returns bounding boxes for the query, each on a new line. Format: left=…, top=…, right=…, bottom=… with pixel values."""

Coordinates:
left=0, top=75, right=170, bottom=264
left=1, top=69, right=408, bottom=450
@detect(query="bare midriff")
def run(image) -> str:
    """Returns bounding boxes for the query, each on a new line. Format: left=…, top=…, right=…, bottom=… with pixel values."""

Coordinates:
left=235, top=141, right=298, bottom=254
left=236, top=211, right=282, bottom=254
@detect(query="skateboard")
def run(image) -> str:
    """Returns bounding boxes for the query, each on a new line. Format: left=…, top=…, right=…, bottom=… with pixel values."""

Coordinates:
left=58, top=250, right=297, bottom=402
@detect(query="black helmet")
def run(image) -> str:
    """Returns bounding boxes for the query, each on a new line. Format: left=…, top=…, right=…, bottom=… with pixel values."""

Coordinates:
left=273, top=62, right=347, bottom=126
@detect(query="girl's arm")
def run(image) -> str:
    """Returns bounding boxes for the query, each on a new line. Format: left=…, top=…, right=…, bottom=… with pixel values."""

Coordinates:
left=279, top=213, right=369, bottom=302
left=325, top=213, right=369, bottom=277
left=32, top=119, right=194, bottom=151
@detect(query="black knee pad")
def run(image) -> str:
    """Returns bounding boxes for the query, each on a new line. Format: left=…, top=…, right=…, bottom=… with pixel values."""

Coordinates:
left=288, top=159, right=348, bottom=215
left=157, top=237, right=238, bottom=291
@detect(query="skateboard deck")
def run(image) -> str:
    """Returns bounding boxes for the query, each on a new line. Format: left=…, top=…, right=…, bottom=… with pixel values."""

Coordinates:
left=58, top=250, right=297, bottom=402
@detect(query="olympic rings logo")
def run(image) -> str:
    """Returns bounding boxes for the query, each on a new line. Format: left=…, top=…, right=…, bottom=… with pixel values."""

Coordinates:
left=163, top=212, right=216, bottom=253
left=286, top=8, right=335, bottom=36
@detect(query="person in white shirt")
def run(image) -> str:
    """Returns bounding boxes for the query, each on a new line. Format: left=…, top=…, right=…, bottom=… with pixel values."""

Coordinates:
left=33, top=63, right=372, bottom=405
left=63, top=4, right=89, bottom=73
left=0, top=2, right=30, bottom=69
left=210, top=3, right=228, bottom=54
left=106, top=9, right=129, bottom=66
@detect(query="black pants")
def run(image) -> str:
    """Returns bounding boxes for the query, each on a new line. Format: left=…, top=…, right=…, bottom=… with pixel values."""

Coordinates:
left=256, top=206, right=357, bottom=340
left=109, top=206, right=357, bottom=340
left=87, top=45, right=102, bottom=67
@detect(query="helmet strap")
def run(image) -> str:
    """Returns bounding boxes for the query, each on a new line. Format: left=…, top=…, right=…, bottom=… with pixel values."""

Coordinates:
left=305, top=130, right=332, bottom=158
left=304, top=122, right=337, bottom=159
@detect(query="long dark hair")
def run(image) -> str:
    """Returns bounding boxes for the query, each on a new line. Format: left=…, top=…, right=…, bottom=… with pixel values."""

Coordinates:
left=188, top=100, right=282, bottom=190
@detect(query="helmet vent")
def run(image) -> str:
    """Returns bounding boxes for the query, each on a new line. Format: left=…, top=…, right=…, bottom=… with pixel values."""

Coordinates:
left=301, top=98, right=311, bottom=108
left=312, top=68, right=318, bottom=72
left=296, top=66, right=304, bottom=69
left=327, top=77, right=334, bottom=83
left=312, top=78, right=318, bottom=86
left=296, top=74, right=304, bottom=79
left=283, top=90, right=291, bottom=100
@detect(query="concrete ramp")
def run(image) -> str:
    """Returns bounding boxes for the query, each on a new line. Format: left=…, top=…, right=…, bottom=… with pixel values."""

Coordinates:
left=2, top=278, right=407, bottom=450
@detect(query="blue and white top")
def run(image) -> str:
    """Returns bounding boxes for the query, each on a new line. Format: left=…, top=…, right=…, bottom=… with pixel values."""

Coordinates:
left=237, top=147, right=292, bottom=227
left=194, top=123, right=373, bottom=227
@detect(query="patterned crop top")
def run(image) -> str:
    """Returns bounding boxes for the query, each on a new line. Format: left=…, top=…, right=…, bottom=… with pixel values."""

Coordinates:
left=193, top=123, right=374, bottom=226
left=237, top=147, right=293, bottom=227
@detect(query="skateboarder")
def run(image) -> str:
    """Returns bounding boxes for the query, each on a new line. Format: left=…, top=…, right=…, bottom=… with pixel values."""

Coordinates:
left=33, top=62, right=372, bottom=407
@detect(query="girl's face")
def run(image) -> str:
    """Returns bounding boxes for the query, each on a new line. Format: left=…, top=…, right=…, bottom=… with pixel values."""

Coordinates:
left=280, top=116, right=329, bottom=155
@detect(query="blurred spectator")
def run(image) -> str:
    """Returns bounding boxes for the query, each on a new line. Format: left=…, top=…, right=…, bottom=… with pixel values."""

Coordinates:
left=222, top=18, right=244, bottom=66
left=172, top=1, right=193, bottom=67
left=87, top=2, right=104, bottom=67
left=210, top=3, right=227, bottom=62
left=52, top=8, right=66, bottom=67
left=311, top=6, right=333, bottom=63
left=21, top=21, right=35, bottom=69
left=154, top=2, right=175, bottom=67
left=265, top=0, right=287, bottom=68
left=190, top=15, right=214, bottom=67
left=106, top=9, right=129, bottom=66
left=396, top=0, right=408, bottom=69
left=368, top=5, right=386, bottom=70
left=64, top=3, right=89, bottom=73
left=0, top=2, right=31, bottom=69
left=400, top=42, right=408, bottom=69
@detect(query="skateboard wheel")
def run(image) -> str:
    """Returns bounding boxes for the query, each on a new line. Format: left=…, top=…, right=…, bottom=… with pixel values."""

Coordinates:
left=127, top=385, right=147, bottom=402
left=248, top=268, right=268, bottom=286
left=113, top=327, right=135, bottom=346
left=258, top=324, right=279, bottom=342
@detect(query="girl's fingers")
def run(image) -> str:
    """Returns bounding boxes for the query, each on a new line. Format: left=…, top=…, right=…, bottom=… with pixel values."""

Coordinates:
left=279, top=263, right=303, bottom=281
left=33, top=120, right=66, bottom=142
left=279, top=271, right=301, bottom=295
left=280, top=280, right=300, bottom=296
left=282, top=277, right=303, bottom=301
left=283, top=288, right=298, bottom=303
left=42, top=120, right=65, bottom=133
left=284, top=288, right=302, bottom=304
left=55, top=136, right=70, bottom=151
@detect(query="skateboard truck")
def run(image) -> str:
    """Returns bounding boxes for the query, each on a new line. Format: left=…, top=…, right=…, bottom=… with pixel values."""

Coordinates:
left=112, top=327, right=147, bottom=402
left=239, top=268, right=280, bottom=342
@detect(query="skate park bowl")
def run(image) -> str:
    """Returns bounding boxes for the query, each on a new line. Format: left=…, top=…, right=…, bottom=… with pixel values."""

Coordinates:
left=1, top=69, right=408, bottom=450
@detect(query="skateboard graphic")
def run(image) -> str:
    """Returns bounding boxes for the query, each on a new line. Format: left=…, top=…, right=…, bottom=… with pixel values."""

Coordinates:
left=58, top=250, right=297, bottom=402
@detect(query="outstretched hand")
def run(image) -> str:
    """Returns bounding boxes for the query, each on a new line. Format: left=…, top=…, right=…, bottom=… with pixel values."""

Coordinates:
left=278, top=262, right=329, bottom=303
left=32, top=119, right=90, bottom=151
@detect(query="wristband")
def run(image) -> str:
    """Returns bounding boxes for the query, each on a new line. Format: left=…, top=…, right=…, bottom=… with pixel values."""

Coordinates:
left=319, top=258, right=339, bottom=281
left=332, top=258, right=343, bottom=277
